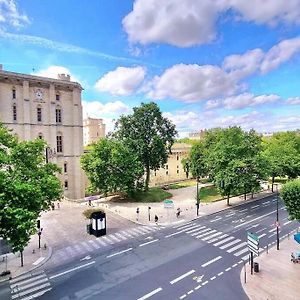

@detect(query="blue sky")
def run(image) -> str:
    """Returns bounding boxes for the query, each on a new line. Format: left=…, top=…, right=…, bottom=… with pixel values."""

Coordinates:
left=1, top=0, right=300, bottom=137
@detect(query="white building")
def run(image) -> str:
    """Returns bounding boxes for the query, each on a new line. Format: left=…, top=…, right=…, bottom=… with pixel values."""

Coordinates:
left=0, top=64, right=85, bottom=200
left=83, top=117, right=106, bottom=146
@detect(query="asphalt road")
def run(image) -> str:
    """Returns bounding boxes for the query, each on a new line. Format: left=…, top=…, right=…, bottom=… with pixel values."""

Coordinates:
left=7, top=195, right=299, bottom=300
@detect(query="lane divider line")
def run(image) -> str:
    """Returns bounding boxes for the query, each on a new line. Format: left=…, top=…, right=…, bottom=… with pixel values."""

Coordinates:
left=106, top=248, right=133, bottom=258
left=170, top=270, right=195, bottom=285
left=49, top=261, right=95, bottom=279
left=137, top=287, right=163, bottom=300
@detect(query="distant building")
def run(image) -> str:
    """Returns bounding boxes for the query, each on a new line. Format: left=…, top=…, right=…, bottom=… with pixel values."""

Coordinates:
left=149, top=143, right=192, bottom=186
left=0, top=64, right=85, bottom=200
left=83, top=117, right=106, bottom=146
left=188, top=129, right=206, bottom=140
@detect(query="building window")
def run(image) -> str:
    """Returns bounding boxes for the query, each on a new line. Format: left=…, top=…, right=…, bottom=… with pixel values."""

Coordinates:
left=56, top=94, right=60, bottom=101
left=38, top=133, right=43, bottom=139
left=12, top=88, right=16, bottom=99
left=64, top=162, right=67, bottom=173
left=177, top=155, right=179, bottom=161
left=165, top=165, right=168, bottom=170
left=177, top=170, right=179, bottom=174
left=12, top=104, right=17, bottom=121
left=166, top=171, right=169, bottom=175
left=37, top=106, right=42, bottom=122
left=56, top=107, right=62, bottom=123
left=56, top=134, right=63, bottom=153
left=64, top=180, right=68, bottom=190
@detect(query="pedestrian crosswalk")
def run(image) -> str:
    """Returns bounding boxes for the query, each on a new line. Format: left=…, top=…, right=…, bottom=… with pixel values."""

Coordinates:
left=52, top=225, right=164, bottom=264
left=173, top=222, right=269, bottom=259
left=10, top=270, right=51, bottom=299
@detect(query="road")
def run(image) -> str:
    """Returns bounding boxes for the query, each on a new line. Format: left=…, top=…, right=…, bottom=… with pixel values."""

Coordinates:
left=8, top=195, right=299, bottom=300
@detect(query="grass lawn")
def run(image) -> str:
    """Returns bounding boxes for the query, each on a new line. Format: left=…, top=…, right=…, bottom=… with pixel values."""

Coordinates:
left=168, top=180, right=196, bottom=189
left=199, top=186, right=222, bottom=203
left=129, top=188, right=172, bottom=203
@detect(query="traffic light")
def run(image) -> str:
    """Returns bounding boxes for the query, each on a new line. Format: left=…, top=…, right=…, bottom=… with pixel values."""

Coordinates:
left=37, top=220, right=40, bottom=229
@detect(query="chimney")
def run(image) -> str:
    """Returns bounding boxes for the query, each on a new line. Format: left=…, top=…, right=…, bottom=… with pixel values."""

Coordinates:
left=58, top=73, right=71, bottom=81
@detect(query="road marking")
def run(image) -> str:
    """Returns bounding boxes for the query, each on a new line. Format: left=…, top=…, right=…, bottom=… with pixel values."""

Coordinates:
left=74, top=244, right=85, bottom=253
left=139, top=239, right=159, bottom=247
left=190, top=228, right=211, bottom=236
left=251, top=205, right=260, bottom=209
left=219, top=239, right=240, bottom=250
left=218, top=272, right=224, bottom=276
left=196, top=229, right=217, bottom=239
left=109, top=234, right=121, bottom=242
left=10, top=274, right=45, bottom=289
left=263, top=201, right=270, bottom=204
left=165, top=231, right=184, bottom=238
left=207, top=233, right=228, bottom=244
left=213, top=236, right=234, bottom=246
left=210, top=276, right=216, bottom=280
left=239, top=208, right=248, bottom=212
left=202, top=232, right=223, bottom=241
left=81, top=241, right=93, bottom=251
left=49, top=261, right=95, bottom=279
left=96, top=238, right=108, bottom=246
left=137, top=287, right=163, bottom=300
left=258, top=233, right=266, bottom=238
left=187, top=290, right=193, bottom=295
left=121, top=231, right=133, bottom=238
left=234, top=210, right=277, bottom=228
left=210, top=217, right=222, bottom=223
left=256, top=227, right=266, bottom=233
left=268, top=233, right=276, bottom=238
left=195, top=285, right=201, bottom=290
left=89, top=240, right=100, bottom=249
left=173, top=221, right=193, bottom=228
left=65, top=246, right=76, bottom=256
left=227, top=242, right=247, bottom=253
left=114, top=233, right=128, bottom=240
left=179, top=295, right=187, bottom=299
left=284, top=220, right=292, bottom=226
left=170, top=270, right=195, bottom=285
left=225, top=267, right=231, bottom=272
left=175, top=222, right=196, bottom=230
left=232, top=263, right=238, bottom=268
left=186, top=225, right=206, bottom=234
left=106, top=248, right=133, bottom=258
left=269, top=227, right=277, bottom=233
left=234, top=247, right=248, bottom=256
left=202, top=280, right=209, bottom=286
left=32, top=257, right=45, bottom=266
left=201, top=256, right=222, bottom=267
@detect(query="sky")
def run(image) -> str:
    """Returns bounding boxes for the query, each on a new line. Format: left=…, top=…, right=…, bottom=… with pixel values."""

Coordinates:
left=1, top=0, right=300, bottom=137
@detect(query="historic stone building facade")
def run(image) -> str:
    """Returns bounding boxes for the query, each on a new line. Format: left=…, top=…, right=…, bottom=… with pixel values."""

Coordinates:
left=0, top=64, right=85, bottom=200
left=83, top=117, right=106, bottom=146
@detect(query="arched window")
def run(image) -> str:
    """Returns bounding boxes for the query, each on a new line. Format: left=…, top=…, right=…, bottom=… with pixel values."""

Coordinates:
left=38, top=133, right=43, bottom=139
left=56, top=132, right=63, bottom=153
left=64, top=162, right=67, bottom=173
left=12, top=87, right=16, bottom=99
left=56, top=92, right=60, bottom=101
left=12, top=103, right=17, bottom=121
left=37, top=105, right=42, bottom=122
left=56, top=106, right=62, bottom=123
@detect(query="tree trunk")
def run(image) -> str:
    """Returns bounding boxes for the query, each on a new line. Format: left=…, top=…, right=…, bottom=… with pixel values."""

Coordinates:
left=20, top=251, right=24, bottom=267
left=244, top=191, right=247, bottom=201
left=227, top=194, right=230, bottom=206
left=271, top=176, right=275, bottom=192
left=251, top=191, right=254, bottom=198
left=145, top=165, right=150, bottom=191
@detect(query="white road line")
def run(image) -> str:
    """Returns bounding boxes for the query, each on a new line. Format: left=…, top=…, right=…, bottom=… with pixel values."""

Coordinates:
left=137, top=287, right=163, bottom=300
left=114, top=233, right=128, bottom=240
left=227, top=242, right=247, bottom=253
left=10, top=274, right=46, bottom=289
left=131, top=228, right=146, bottom=235
left=213, top=236, right=234, bottom=246
left=190, top=228, right=211, bottom=236
left=202, top=232, right=223, bottom=241
left=186, top=226, right=206, bottom=234
left=121, top=231, right=133, bottom=238
left=89, top=240, right=101, bottom=249
left=11, top=282, right=51, bottom=299
left=268, top=233, right=276, bottom=238
left=241, top=254, right=250, bottom=261
left=218, top=272, right=224, bottom=276
left=109, top=234, right=121, bottom=242
left=81, top=241, right=93, bottom=251
left=207, top=234, right=228, bottom=244
left=210, top=217, right=222, bottom=223
left=106, top=248, right=133, bottom=258
left=49, top=261, right=95, bottom=279
left=74, top=244, right=85, bottom=253
left=175, top=223, right=196, bottom=230
left=96, top=239, right=108, bottom=247
left=225, top=267, right=231, bottom=272
left=102, top=236, right=115, bottom=244
left=269, top=227, right=277, bottom=233
left=219, top=239, right=240, bottom=250
left=20, top=288, right=52, bottom=300
left=234, top=247, right=248, bottom=256
left=225, top=212, right=236, bottom=217
left=196, top=229, right=217, bottom=239
left=173, top=221, right=193, bottom=229
left=256, top=227, right=266, bottom=233
left=251, top=205, right=260, bottom=209
left=210, top=276, right=216, bottom=280
left=10, top=271, right=43, bottom=284
left=284, top=220, right=292, bottom=226
left=139, top=239, right=159, bottom=247
left=201, top=256, right=222, bottom=267
left=239, top=208, right=248, bottom=212
left=179, top=295, right=187, bottom=299
left=234, top=210, right=277, bottom=228
left=187, top=290, right=193, bottom=295
left=165, top=231, right=184, bottom=238
left=232, top=263, right=238, bottom=268
left=11, top=278, right=48, bottom=294
left=202, top=280, right=209, bottom=286
left=170, top=270, right=195, bottom=285
left=258, top=233, right=266, bottom=238
left=195, top=285, right=201, bottom=290
left=263, top=201, right=270, bottom=204
left=32, top=257, right=45, bottom=266
left=65, top=246, right=76, bottom=256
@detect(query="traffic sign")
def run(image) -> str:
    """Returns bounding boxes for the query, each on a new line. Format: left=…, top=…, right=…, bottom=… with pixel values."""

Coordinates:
left=164, top=199, right=174, bottom=209
left=247, top=232, right=259, bottom=256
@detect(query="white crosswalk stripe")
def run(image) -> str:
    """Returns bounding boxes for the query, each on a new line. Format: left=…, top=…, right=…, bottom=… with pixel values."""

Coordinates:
left=114, top=233, right=128, bottom=240
left=202, top=231, right=223, bottom=241
left=96, top=238, right=108, bottom=246
left=234, top=247, right=249, bottom=256
left=186, top=225, right=206, bottom=234
left=10, top=271, right=51, bottom=299
left=65, top=246, right=77, bottom=256
left=81, top=241, right=93, bottom=251
left=227, top=242, right=247, bottom=253
left=175, top=222, right=195, bottom=230
left=108, top=234, right=122, bottom=242
left=207, top=234, right=228, bottom=244
left=219, top=239, right=241, bottom=250
left=88, top=240, right=101, bottom=249
left=213, top=236, right=235, bottom=246
left=101, top=236, right=115, bottom=244
left=74, top=244, right=85, bottom=254
left=196, top=229, right=217, bottom=239
left=190, top=228, right=211, bottom=237
left=121, top=230, right=134, bottom=238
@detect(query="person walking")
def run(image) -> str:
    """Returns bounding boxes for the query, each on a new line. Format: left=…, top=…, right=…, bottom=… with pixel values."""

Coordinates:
left=154, top=215, right=158, bottom=224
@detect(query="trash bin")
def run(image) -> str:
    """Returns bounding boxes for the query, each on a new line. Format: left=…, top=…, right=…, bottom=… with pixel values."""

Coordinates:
left=254, top=262, right=259, bottom=273
left=86, top=224, right=92, bottom=234
left=90, top=211, right=106, bottom=237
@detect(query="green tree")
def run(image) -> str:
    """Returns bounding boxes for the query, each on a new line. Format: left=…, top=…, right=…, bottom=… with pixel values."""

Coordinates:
left=181, top=157, right=190, bottom=178
left=262, top=132, right=300, bottom=191
left=189, top=141, right=207, bottom=179
left=114, top=102, right=177, bottom=191
left=281, top=179, right=300, bottom=220
left=0, top=123, right=62, bottom=266
left=81, top=138, right=144, bottom=197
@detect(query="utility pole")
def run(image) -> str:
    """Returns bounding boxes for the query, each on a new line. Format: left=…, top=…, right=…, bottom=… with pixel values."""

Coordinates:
left=196, top=178, right=200, bottom=216
left=276, top=184, right=280, bottom=250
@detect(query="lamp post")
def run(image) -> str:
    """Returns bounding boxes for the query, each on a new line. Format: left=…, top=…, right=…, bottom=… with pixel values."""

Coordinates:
left=37, top=220, right=43, bottom=249
left=196, top=178, right=200, bottom=216
left=276, top=184, right=280, bottom=250
left=148, top=206, right=151, bottom=221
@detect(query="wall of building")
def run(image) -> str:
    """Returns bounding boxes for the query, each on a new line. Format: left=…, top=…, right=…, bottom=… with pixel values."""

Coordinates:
left=83, top=117, right=106, bottom=146
left=0, top=67, right=85, bottom=200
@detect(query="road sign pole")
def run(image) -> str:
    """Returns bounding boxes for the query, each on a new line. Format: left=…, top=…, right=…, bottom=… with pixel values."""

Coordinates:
left=276, top=185, right=280, bottom=250
left=250, top=252, right=253, bottom=275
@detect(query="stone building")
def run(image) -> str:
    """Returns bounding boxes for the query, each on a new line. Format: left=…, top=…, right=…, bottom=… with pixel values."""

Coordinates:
left=83, top=117, right=106, bottom=146
left=0, top=64, right=85, bottom=200
left=149, top=143, right=192, bottom=186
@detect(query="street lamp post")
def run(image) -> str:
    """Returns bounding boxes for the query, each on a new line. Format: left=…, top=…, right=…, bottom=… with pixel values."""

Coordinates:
left=148, top=206, right=151, bottom=221
left=276, top=184, right=280, bottom=250
left=196, top=178, right=200, bottom=216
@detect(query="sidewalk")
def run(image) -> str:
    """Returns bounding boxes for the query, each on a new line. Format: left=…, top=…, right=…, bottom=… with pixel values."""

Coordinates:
left=94, top=188, right=274, bottom=226
left=241, top=236, right=300, bottom=300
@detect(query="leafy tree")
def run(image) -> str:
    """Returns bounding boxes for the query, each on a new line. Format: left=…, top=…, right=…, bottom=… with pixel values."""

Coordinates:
left=262, top=132, right=300, bottom=191
left=81, top=138, right=144, bottom=197
left=281, top=179, right=300, bottom=220
left=114, top=102, right=177, bottom=191
left=0, top=123, right=62, bottom=266
left=181, top=157, right=190, bottom=178
left=189, top=141, right=207, bottom=180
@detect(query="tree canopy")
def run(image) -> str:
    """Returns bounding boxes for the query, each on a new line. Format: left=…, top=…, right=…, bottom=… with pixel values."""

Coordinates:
left=81, top=138, right=144, bottom=197
left=281, top=179, right=300, bottom=220
left=114, top=102, right=177, bottom=190
left=0, top=123, right=62, bottom=264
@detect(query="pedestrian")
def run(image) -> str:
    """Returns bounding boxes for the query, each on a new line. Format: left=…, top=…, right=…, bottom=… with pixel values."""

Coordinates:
left=88, top=199, right=91, bottom=206
left=57, top=202, right=60, bottom=209
left=51, top=203, right=55, bottom=210
left=176, top=208, right=181, bottom=218
left=154, top=215, right=158, bottom=224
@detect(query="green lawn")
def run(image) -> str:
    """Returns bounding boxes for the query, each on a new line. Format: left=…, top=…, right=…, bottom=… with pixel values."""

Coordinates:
left=199, top=186, right=222, bottom=203
left=130, top=188, right=172, bottom=203
left=168, top=180, right=197, bottom=189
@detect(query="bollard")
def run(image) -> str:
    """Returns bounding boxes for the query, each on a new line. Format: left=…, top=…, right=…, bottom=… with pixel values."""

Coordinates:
left=244, top=261, right=247, bottom=284
left=267, top=244, right=269, bottom=254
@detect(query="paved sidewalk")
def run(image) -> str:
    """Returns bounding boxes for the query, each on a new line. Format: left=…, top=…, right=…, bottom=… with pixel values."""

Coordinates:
left=241, top=236, right=300, bottom=300
left=94, top=188, right=273, bottom=226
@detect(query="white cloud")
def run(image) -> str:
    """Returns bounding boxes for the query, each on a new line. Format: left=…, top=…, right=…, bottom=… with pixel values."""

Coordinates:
left=95, top=66, right=146, bottom=96
left=286, top=97, right=300, bottom=105
left=0, top=0, right=29, bottom=29
left=32, top=66, right=81, bottom=83
left=82, top=100, right=131, bottom=134
left=123, top=0, right=300, bottom=48
left=148, top=64, right=237, bottom=102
